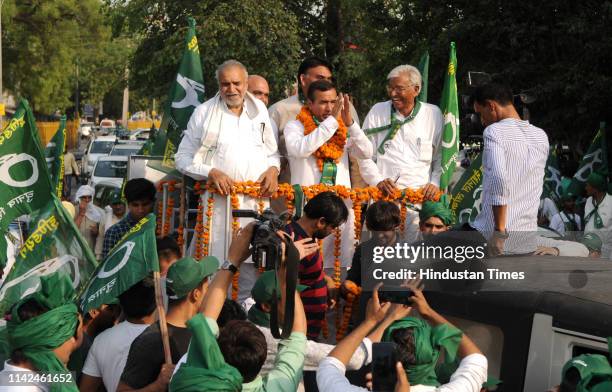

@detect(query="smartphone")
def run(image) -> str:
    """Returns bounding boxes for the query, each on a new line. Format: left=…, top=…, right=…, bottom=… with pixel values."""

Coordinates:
left=378, top=289, right=414, bottom=305
left=372, top=342, right=398, bottom=392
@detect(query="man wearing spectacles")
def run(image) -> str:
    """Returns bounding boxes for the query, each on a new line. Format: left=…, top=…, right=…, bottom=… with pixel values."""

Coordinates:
left=358, top=65, right=444, bottom=241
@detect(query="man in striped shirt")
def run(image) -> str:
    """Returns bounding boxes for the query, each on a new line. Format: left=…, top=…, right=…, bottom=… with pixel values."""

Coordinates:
left=284, top=191, right=348, bottom=340
left=470, top=83, right=549, bottom=255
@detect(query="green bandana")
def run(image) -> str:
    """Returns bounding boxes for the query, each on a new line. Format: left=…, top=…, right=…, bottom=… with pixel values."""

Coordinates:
left=419, top=201, right=454, bottom=226
left=170, top=313, right=242, bottom=391
left=364, top=101, right=422, bottom=154
left=383, top=317, right=462, bottom=386
left=7, top=273, right=79, bottom=392
left=247, top=305, right=271, bottom=328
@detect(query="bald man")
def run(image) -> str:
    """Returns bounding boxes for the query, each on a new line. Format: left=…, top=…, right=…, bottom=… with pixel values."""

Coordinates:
left=248, top=75, right=271, bottom=107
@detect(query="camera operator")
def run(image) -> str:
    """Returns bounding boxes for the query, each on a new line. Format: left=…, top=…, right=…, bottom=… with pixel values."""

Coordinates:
left=283, top=191, right=349, bottom=340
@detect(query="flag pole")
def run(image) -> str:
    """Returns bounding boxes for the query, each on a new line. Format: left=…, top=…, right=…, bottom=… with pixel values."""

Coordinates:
left=153, top=270, right=172, bottom=364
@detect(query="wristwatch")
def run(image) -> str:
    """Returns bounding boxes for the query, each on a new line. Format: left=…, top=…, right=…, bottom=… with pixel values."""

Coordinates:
left=493, top=230, right=510, bottom=239
left=221, top=260, right=239, bottom=274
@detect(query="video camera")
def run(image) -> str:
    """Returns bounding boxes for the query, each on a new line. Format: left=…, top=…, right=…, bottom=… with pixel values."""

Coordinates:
left=231, top=209, right=285, bottom=270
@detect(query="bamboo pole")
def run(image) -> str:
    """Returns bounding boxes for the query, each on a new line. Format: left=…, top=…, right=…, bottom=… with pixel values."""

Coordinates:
left=153, top=270, right=172, bottom=364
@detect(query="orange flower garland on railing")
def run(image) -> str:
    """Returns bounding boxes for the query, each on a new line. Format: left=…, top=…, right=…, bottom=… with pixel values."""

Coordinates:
left=194, top=195, right=204, bottom=260
left=336, top=280, right=362, bottom=341
left=297, top=106, right=348, bottom=172
left=202, top=195, right=214, bottom=257
left=156, top=199, right=164, bottom=236
left=333, top=228, right=342, bottom=288
left=230, top=191, right=241, bottom=301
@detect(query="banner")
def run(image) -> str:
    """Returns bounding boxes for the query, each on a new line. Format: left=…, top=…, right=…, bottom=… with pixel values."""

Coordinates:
left=567, top=122, right=608, bottom=196
left=416, top=50, right=429, bottom=103
left=450, top=153, right=483, bottom=224
left=79, top=213, right=159, bottom=312
left=0, top=99, right=53, bottom=267
left=44, top=116, right=67, bottom=198
left=151, top=17, right=205, bottom=170
left=542, top=145, right=563, bottom=202
left=439, top=42, right=460, bottom=190
left=0, top=195, right=98, bottom=314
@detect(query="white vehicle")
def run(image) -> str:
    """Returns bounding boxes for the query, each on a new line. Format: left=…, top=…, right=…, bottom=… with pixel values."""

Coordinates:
left=82, top=135, right=117, bottom=176
left=79, top=122, right=95, bottom=138
left=89, top=156, right=128, bottom=189
left=99, top=119, right=116, bottom=135
left=110, top=141, right=144, bottom=157
left=129, top=128, right=151, bottom=141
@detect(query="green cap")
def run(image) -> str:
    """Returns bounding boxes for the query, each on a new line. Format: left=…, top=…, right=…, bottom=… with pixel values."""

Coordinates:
left=562, top=354, right=612, bottom=389
left=591, top=380, right=612, bottom=392
left=587, top=172, right=608, bottom=192
left=110, top=191, right=124, bottom=204
left=482, top=375, right=502, bottom=389
left=251, top=271, right=307, bottom=305
left=582, top=233, right=603, bottom=252
left=561, top=189, right=576, bottom=201
left=166, top=256, right=219, bottom=300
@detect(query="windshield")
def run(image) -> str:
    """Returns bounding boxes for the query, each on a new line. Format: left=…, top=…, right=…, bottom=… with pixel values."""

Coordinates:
left=90, top=141, right=114, bottom=154
left=111, top=147, right=140, bottom=156
left=93, top=161, right=127, bottom=178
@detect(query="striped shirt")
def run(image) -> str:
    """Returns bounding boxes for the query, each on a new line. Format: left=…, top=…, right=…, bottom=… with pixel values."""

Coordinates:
left=471, top=118, right=549, bottom=253
left=284, top=221, right=328, bottom=340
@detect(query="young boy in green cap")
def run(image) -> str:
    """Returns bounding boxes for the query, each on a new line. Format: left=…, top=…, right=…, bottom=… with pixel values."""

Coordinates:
left=117, top=256, right=218, bottom=392
left=584, top=172, right=611, bottom=260
left=547, top=352, right=612, bottom=392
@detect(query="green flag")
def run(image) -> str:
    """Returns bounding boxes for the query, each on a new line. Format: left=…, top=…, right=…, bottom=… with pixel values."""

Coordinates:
left=44, top=116, right=67, bottom=198
left=439, top=42, right=460, bottom=190
left=542, top=145, right=563, bottom=202
left=417, top=50, right=429, bottom=103
left=79, top=213, right=159, bottom=312
left=0, top=195, right=98, bottom=315
left=568, top=122, right=608, bottom=196
left=0, top=99, right=53, bottom=267
left=152, top=17, right=205, bottom=170
left=450, top=153, right=483, bottom=224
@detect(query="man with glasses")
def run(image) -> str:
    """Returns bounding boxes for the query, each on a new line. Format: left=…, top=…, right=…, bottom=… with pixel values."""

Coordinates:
left=358, top=65, right=444, bottom=241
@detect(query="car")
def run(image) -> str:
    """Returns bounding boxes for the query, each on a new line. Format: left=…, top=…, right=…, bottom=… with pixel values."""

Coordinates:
left=129, top=128, right=151, bottom=141
left=110, top=141, right=145, bottom=157
left=89, top=156, right=128, bottom=189
left=82, top=135, right=117, bottom=177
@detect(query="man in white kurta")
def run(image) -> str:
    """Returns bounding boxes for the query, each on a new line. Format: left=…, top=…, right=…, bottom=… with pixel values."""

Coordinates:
left=583, top=172, right=612, bottom=260
left=358, top=65, right=443, bottom=240
left=284, top=80, right=372, bottom=280
left=175, top=60, right=280, bottom=300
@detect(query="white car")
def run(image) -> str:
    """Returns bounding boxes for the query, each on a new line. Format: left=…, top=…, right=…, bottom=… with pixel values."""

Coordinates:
left=89, top=156, right=128, bottom=189
left=129, top=128, right=151, bottom=141
left=110, top=141, right=144, bottom=157
left=82, top=135, right=117, bottom=176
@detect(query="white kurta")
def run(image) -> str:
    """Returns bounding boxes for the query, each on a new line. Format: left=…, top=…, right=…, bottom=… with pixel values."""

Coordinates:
left=284, top=115, right=372, bottom=268
left=176, top=96, right=280, bottom=264
left=584, top=193, right=612, bottom=260
left=358, top=100, right=444, bottom=239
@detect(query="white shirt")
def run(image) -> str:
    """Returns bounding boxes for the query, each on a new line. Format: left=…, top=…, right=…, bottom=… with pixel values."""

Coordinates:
left=584, top=193, right=612, bottom=259
left=284, top=115, right=372, bottom=187
left=549, top=212, right=582, bottom=236
left=471, top=118, right=549, bottom=253
left=316, top=353, right=487, bottom=392
left=539, top=197, right=559, bottom=223
left=175, top=95, right=280, bottom=181
left=82, top=321, right=150, bottom=392
left=536, top=236, right=590, bottom=257
left=358, top=101, right=444, bottom=188
left=0, top=362, right=48, bottom=392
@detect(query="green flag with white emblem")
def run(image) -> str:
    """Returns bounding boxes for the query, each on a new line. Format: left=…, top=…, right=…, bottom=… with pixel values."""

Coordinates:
left=0, top=99, right=53, bottom=267
left=79, top=213, right=159, bottom=312
left=152, top=17, right=205, bottom=170
left=417, top=50, right=429, bottom=103
left=542, top=145, right=563, bottom=202
left=568, top=122, right=608, bottom=196
left=450, top=153, right=483, bottom=223
left=44, top=116, right=67, bottom=198
left=439, top=42, right=460, bottom=190
left=0, top=195, right=98, bottom=315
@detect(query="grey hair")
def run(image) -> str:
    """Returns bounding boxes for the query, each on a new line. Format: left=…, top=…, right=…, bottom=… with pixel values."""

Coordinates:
left=387, top=65, right=421, bottom=88
left=215, top=60, right=249, bottom=83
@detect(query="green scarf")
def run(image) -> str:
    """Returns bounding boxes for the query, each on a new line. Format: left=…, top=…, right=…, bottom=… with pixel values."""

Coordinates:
left=584, top=196, right=605, bottom=229
left=247, top=305, right=270, bottom=328
left=170, top=314, right=242, bottom=392
left=383, top=317, right=462, bottom=386
left=7, top=273, right=79, bottom=392
left=364, top=101, right=422, bottom=154
left=419, top=201, right=454, bottom=226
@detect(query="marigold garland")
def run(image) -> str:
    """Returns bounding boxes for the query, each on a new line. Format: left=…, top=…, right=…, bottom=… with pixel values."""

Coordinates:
left=336, top=281, right=361, bottom=341
left=194, top=196, right=204, bottom=260
left=296, top=106, right=348, bottom=172
left=333, top=228, right=342, bottom=288
left=231, top=191, right=241, bottom=301
left=202, top=195, right=214, bottom=257
left=156, top=199, right=164, bottom=236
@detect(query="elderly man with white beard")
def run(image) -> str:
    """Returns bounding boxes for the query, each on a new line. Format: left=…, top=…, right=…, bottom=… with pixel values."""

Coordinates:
left=175, top=60, right=280, bottom=301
